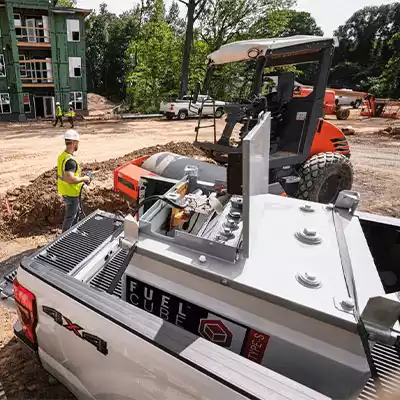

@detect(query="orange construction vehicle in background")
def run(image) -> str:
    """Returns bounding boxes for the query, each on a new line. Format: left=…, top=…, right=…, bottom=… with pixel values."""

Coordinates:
left=294, top=86, right=350, bottom=120
left=361, top=95, right=400, bottom=119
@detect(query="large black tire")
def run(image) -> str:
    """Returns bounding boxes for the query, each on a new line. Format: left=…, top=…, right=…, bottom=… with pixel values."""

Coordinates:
left=297, top=153, right=354, bottom=204
left=336, top=108, right=350, bottom=120
left=177, top=110, right=188, bottom=120
left=215, top=107, right=224, bottom=118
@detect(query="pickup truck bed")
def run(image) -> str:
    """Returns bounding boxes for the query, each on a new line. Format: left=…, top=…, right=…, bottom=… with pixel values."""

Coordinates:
left=1, top=212, right=327, bottom=399
left=2, top=210, right=400, bottom=399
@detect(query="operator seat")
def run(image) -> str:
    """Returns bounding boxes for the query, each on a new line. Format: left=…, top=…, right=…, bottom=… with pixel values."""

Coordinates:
left=265, top=73, right=295, bottom=152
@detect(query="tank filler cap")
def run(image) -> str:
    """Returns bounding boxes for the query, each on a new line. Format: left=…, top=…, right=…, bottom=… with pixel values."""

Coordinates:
left=296, top=271, right=322, bottom=289
left=295, top=228, right=322, bottom=245
left=299, top=204, right=315, bottom=213
left=184, top=165, right=199, bottom=177
left=230, top=197, right=243, bottom=210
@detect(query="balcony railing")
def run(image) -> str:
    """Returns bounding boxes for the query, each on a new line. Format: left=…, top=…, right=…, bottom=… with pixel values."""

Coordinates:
left=16, top=26, right=51, bottom=46
left=19, top=59, right=54, bottom=87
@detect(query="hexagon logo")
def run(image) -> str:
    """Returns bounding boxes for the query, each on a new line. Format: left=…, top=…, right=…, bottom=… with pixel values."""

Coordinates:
left=198, top=319, right=233, bottom=347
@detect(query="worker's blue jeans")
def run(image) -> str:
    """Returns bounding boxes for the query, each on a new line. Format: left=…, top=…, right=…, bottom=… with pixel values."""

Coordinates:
left=62, top=196, right=79, bottom=232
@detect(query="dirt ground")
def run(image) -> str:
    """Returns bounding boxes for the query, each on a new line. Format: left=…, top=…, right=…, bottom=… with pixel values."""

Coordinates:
left=0, top=112, right=400, bottom=399
left=0, top=118, right=201, bottom=194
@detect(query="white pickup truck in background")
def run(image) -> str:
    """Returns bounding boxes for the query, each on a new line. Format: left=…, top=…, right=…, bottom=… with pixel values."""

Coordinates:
left=335, top=89, right=364, bottom=109
left=159, top=95, right=226, bottom=120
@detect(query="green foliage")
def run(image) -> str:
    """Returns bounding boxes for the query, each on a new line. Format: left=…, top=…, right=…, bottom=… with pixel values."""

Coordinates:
left=166, top=1, right=186, bottom=34
left=369, top=33, right=400, bottom=98
left=199, top=0, right=296, bottom=51
left=56, top=0, right=76, bottom=7
left=86, top=0, right=344, bottom=112
left=86, top=4, right=141, bottom=100
left=125, top=0, right=182, bottom=112
left=330, top=3, right=400, bottom=97
left=252, top=10, right=323, bottom=37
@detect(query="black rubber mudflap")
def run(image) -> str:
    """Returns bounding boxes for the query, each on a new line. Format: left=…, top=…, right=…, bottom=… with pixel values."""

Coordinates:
left=359, top=343, right=400, bottom=399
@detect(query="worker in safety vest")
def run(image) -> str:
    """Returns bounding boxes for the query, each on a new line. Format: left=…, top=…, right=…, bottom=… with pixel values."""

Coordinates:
left=54, top=102, right=64, bottom=127
left=67, top=102, right=75, bottom=128
left=57, top=129, right=90, bottom=232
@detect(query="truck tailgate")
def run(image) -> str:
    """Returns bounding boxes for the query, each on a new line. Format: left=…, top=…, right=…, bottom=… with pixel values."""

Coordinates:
left=159, top=102, right=171, bottom=113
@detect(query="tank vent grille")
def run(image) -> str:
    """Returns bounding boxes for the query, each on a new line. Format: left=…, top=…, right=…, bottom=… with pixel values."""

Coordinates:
left=35, top=213, right=123, bottom=274
left=359, top=343, right=400, bottom=399
left=89, top=249, right=127, bottom=298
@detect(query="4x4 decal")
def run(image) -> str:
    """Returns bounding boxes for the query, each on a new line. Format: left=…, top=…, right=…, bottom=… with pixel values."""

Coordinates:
left=42, top=306, right=108, bottom=355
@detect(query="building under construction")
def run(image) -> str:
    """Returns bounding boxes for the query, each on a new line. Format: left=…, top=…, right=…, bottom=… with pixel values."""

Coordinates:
left=0, top=0, right=90, bottom=121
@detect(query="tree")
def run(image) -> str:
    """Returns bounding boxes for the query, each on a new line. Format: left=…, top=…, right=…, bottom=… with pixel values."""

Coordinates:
left=86, top=4, right=114, bottom=93
left=166, top=1, right=186, bottom=34
left=56, top=0, right=77, bottom=7
left=330, top=3, right=400, bottom=91
left=253, top=10, right=323, bottom=37
left=199, top=0, right=296, bottom=51
left=86, top=3, right=141, bottom=99
left=370, top=33, right=400, bottom=98
left=177, top=0, right=208, bottom=98
left=250, top=10, right=323, bottom=85
left=126, top=0, right=183, bottom=112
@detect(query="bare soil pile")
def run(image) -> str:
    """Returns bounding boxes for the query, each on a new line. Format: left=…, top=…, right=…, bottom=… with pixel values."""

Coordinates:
left=87, top=93, right=116, bottom=111
left=0, top=142, right=209, bottom=239
left=378, top=126, right=400, bottom=137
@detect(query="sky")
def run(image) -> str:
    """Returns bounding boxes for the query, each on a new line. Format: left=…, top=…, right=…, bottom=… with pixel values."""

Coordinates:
left=78, top=0, right=398, bottom=35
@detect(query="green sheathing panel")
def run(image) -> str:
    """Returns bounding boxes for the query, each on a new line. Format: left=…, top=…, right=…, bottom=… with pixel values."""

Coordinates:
left=52, top=13, right=87, bottom=113
left=0, top=2, right=88, bottom=120
left=1, top=3, right=25, bottom=121
left=5, top=0, right=52, bottom=10
left=0, top=9, right=10, bottom=94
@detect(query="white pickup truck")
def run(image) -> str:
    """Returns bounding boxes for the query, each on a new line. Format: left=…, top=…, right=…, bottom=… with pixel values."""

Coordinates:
left=335, top=89, right=364, bottom=109
left=160, top=95, right=226, bottom=120
left=1, top=113, right=400, bottom=400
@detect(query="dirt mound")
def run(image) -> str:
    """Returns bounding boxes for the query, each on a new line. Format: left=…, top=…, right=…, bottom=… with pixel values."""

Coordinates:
left=87, top=93, right=116, bottom=111
left=377, top=126, right=400, bottom=137
left=87, top=93, right=118, bottom=118
left=0, top=142, right=211, bottom=239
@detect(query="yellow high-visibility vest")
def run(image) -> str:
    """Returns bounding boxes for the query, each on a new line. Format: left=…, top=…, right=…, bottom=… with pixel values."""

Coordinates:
left=57, top=151, right=82, bottom=197
left=68, top=107, right=75, bottom=117
left=56, top=105, right=63, bottom=117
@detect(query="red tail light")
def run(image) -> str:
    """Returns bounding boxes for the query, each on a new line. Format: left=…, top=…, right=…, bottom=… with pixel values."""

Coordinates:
left=13, top=279, right=38, bottom=347
left=170, top=104, right=174, bottom=111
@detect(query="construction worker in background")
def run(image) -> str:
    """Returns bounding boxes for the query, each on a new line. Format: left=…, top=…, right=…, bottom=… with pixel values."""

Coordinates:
left=54, top=102, right=63, bottom=127
left=57, top=129, right=90, bottom=232
left=67, top=102, right=75, bottom=128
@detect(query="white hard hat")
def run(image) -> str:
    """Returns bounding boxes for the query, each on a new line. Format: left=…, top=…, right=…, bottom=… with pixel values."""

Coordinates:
left=56, top=101, right=60, bottom=105
left=64, top=129, right=80, bottom=141
left=69, top=102, right=73, bottom=105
